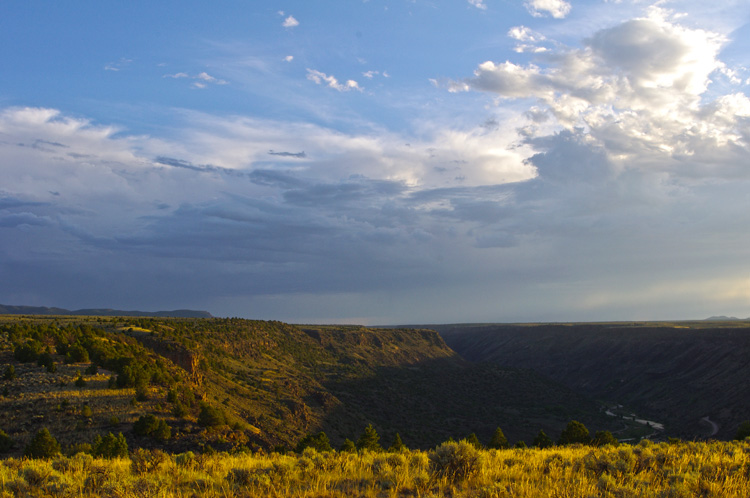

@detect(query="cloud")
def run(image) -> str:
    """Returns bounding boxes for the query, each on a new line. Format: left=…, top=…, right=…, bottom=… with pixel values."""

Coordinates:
left=284, top=55, right=294, bottom=62
left=268, top=150, right=307, bottom=158
left=467, top=0, right=487, bottom=10
left=104, top=57, right=133, bottom=72
left=282, top=15, right=299, bottom=28
left=306, top=69, right=362, bottom=92
left=524, top=0, right=571, bottom=19
left=164, top=71, right=228, bottom=89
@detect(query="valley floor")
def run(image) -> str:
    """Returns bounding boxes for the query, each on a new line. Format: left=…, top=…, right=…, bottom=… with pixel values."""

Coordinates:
left=2, top=439, right=749, bottom=497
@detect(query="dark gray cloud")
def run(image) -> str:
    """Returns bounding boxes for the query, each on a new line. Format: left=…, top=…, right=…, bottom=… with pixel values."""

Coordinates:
left=268, top=150, right=307, bottom=158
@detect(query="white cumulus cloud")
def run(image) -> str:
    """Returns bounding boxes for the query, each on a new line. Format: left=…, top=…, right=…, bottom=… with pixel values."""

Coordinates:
left=282, top=15, right=299, bottom=28
left=524, top=0, right=571, bottom=19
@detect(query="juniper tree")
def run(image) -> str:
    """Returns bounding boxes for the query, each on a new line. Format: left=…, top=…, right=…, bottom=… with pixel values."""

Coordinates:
left=532, top=430, right=553, bottom=448
left=488, top=427, right=509, bottom=449
left=558, top=420, right=591, bottom=445
left=388, top=433, right=406, bottom=452
left=24, top=428, right=60, bottom=459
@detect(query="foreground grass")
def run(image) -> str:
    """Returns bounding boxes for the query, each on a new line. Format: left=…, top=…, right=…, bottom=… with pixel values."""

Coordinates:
left=1, top=440, right=749, bottom=497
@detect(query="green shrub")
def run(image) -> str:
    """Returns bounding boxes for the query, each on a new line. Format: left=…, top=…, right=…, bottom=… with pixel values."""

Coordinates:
left=24, top=428, right=61, bottom=459
left=37, top=352, right=56, bottom=373
left=14, top=341, right=42, bottom=363
left=92, top=432, right=128, bottom=458
left=130, top=448, right=168, bottom=474
left=429, top=440, right=482, bottom=484
left=81, top=404, right=93, bottom=418
left=66, top=343, right=89, bottom=363
left=74, top=372, right=86, bottom=388
left=295, top=432, right=332, bottom=453
left=3, top=365, right=17, bottom=381
left=133, top=414, right=171, bottom=441
left=0, top=429, right=14, bottom=453
left=197, top=403, right=227, bottom=428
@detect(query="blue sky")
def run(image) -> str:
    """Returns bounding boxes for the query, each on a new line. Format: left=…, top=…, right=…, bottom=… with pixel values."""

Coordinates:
left=2, top=1, right=750, bottom=324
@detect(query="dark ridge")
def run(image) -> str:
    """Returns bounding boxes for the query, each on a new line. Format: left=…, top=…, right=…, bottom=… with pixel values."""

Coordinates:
left=0, top=304, right=213, bottom=318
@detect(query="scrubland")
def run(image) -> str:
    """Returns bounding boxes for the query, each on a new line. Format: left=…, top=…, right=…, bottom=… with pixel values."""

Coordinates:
left=2, top=439, right=750, bottom=498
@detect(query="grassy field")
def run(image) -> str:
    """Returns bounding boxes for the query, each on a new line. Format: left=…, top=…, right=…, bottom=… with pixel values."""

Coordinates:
left=1, top=439, right=749, bottom=497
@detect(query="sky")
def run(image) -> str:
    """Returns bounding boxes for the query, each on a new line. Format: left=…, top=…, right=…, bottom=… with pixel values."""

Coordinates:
left=1, top=1, right=750, bottom=324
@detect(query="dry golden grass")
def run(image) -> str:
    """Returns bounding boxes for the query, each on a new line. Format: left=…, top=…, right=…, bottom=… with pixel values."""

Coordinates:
left=1, top=439, right=749, bottom=497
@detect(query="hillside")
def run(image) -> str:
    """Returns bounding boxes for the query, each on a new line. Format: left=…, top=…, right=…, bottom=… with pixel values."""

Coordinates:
left=0, top=315, right=618, bottom=457
left=0, top=304, right=212, bottom=318
left=435, top=322, right=750, bottom=440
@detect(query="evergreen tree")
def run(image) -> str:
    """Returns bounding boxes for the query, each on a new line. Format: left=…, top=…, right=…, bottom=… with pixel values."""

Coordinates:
left=340, top=438, right=357, bottom=453
left=295, top=432, right=332, bottom=452
left=558, top=420, right=591, bottom=445
left=735, top=421, right=750, bottom=441
left=24, top=428, right=61, bottom=459
left=0, top=430, right=13, bottom=453
left=3, top=365, right=16, bottom=381
left=92, top=432, right=129, bottom=458
left=593, top=430, right=618, bottom=447
left=356, top=424, right=381, bottom=452
left=388, top=433, right=406, bottom=452
left=514, top=440, right=527, bottom=449
left=465, top=433, right=483, bottom=449
left=488, top=427, right=509, bottom=449
left=532, top=430, right=554, bottom=449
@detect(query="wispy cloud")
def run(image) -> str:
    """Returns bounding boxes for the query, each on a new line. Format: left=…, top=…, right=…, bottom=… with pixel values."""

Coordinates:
left=104, top=57, right=133, bottom=72
left=467, top=0, right=487, bottom=10
left=306, top=69, right=362, bottom=92
left=164, top=71, right=228, bottom=89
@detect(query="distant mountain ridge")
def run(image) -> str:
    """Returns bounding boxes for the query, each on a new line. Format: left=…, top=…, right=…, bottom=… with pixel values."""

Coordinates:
left=0, top=304, right=212, bottom=318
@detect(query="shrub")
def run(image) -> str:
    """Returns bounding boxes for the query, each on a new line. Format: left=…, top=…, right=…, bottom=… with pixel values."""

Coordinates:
left=14, top=341, right=41, bottom=363
left=130, top=448, right=168, bottom=474
left=66, top=343, right=89, bottom=363
left=37, top=352, right=56, bottom=373
left=3, top=365, right=16, bottom=381
left=85, top=363, right=98, bottom=375
left=92, top=432, right=128, bottom=458
left=74, top=372, right=86, bottom=388
left=81, top=404, right=93, bottom=418
left=24, top=428, right=61, bottom=459
left=197, top=403, right=227, bottom=428
left=133, top=414, right=171, bottom=441
left=175, top=451, right=196, bottom=468
left=172, top=401, right=189, bottom=418
left=429, top=440, right=482, bottom=484
left=295, top=432, right=332, bottom=453
left=0, top=429, right=14, bottom=453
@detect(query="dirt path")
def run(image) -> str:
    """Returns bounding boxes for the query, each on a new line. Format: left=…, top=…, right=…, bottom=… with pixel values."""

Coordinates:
left=700, top=416, right=720, bottom=437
